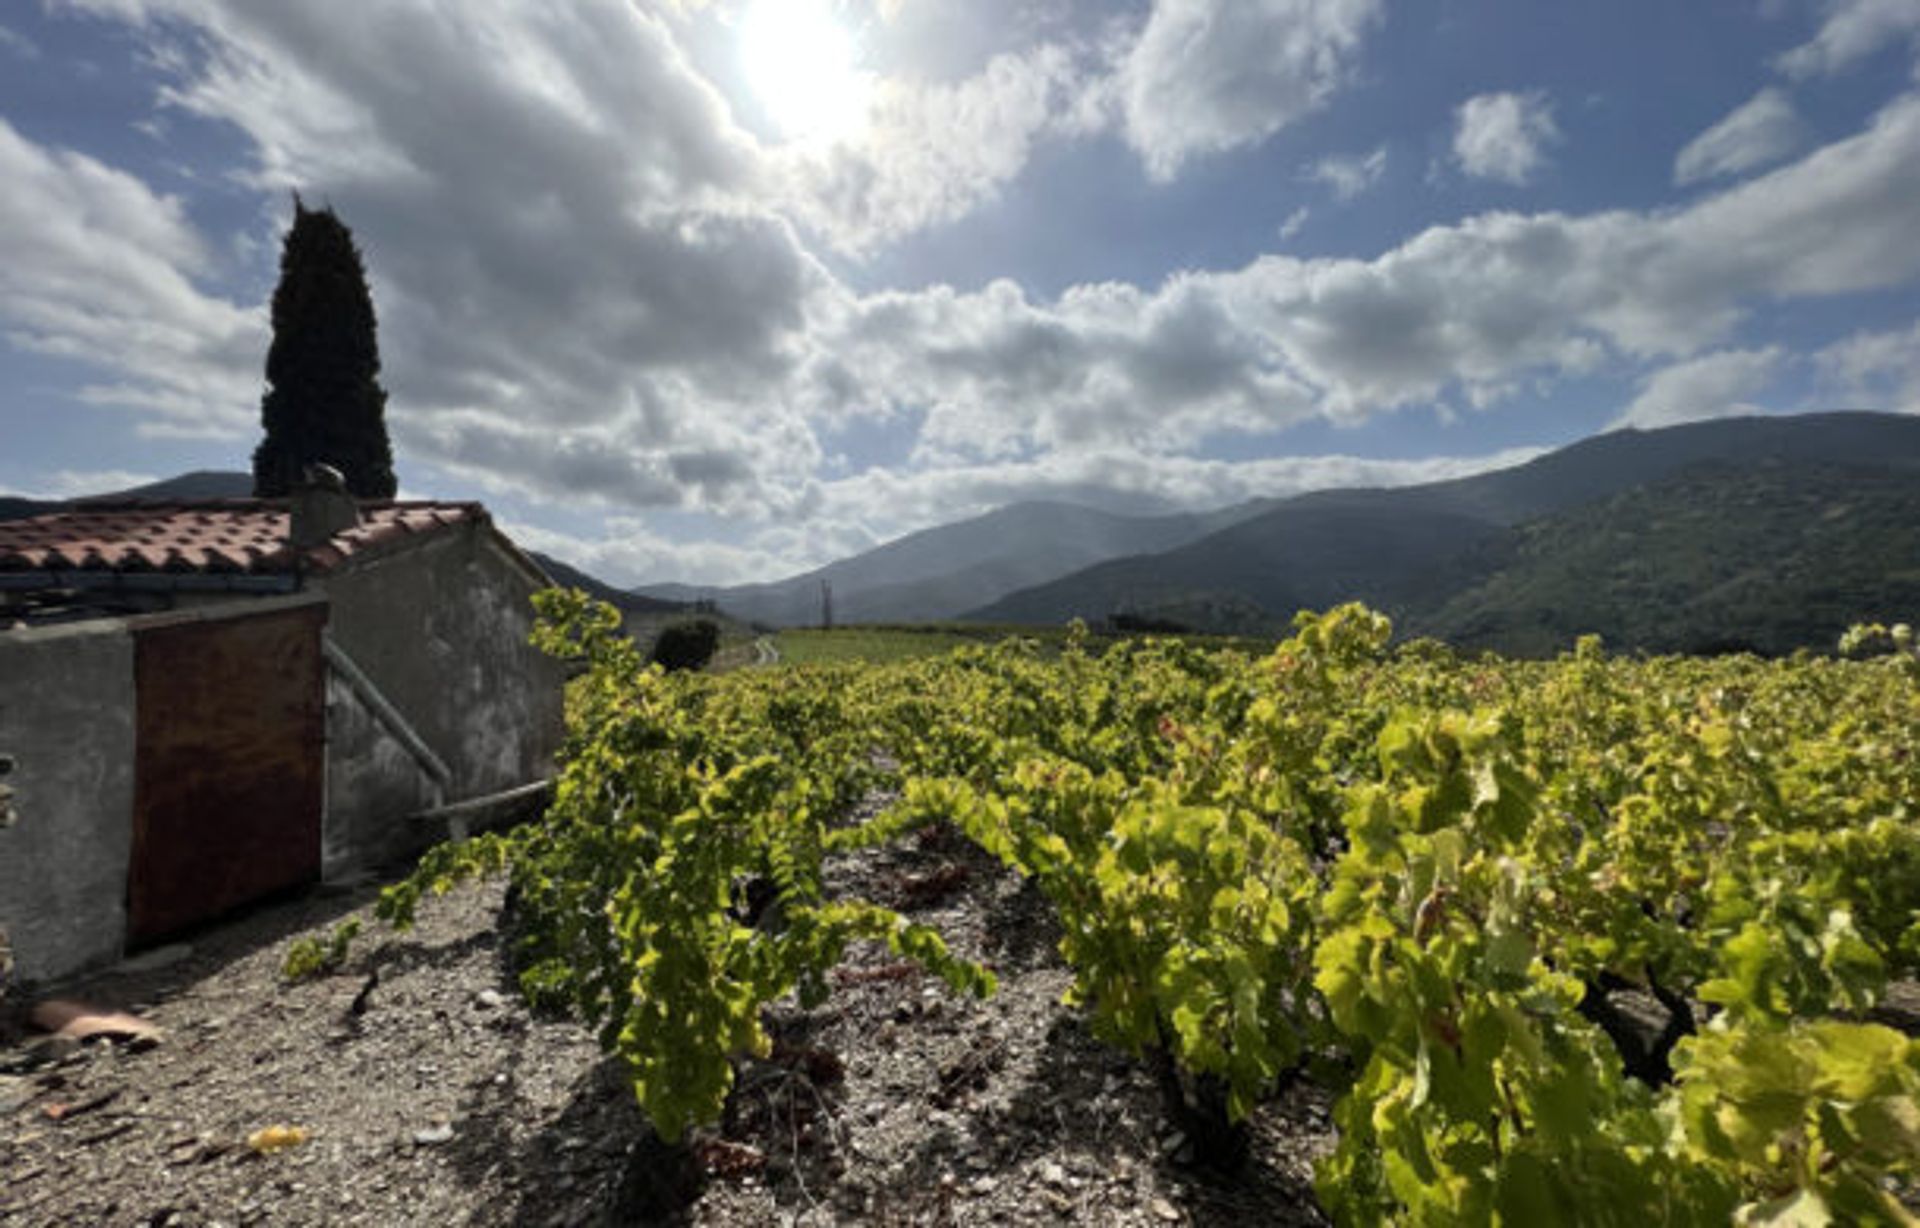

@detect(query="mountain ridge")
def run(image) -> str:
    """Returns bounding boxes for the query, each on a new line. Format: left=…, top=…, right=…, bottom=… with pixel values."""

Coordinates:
left=11, top=412, right=1919, bottom=656
left=969, top=412, right=1920, bottom=654
left=634, top=496, right=1278, bottom=626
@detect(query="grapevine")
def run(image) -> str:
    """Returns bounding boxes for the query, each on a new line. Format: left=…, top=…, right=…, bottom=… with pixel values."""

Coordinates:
left=374, top=592, right=1920, bottom=1221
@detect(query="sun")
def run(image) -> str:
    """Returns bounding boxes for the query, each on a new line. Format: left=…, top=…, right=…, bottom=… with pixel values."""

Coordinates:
left=737, top=0, right=872, bottom=144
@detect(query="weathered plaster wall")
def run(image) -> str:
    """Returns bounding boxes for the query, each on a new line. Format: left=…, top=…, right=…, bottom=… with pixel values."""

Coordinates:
left=318, top=523, right=563, bottom=873
left=0, top=620, right=135, bottom=982
left=321, top=670, right=440, bottom=880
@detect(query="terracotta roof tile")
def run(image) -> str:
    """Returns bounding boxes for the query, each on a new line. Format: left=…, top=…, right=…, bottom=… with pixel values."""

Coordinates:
left=0, top=500, right=485, bottom=578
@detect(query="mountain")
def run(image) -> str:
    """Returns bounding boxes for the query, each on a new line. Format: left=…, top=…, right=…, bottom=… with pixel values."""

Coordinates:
left=1279, top=410, right=1920, bottom=525
left=526, top=551, right=685, bottom=619
left=0, top=497, right=58, bottom=524
left=1405, top=459, right=1920, bottom=656
left=635, top=498, right=1274, bottom=626
left=83, top=470, right=256, bottom=502
left=968, top=413, right=1920, bottom=652
left=1, top=471, right=259, bottom=522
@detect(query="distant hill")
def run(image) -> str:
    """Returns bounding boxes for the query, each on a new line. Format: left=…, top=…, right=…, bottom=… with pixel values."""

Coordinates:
left=4, top=470, right=256, bottom=519
left=967, top=502, right=1505, bottom=633
left=634, top=498, right=1275, bottom=626
left=527, top=551, right=686, bottom=618
left=0, top=497, right=58, bottom=524
left=969, top=413, right=1920, bottom=653
left=1404, top=459, right=1920, bottom=656
left=80, top=470, right=256, bottom=502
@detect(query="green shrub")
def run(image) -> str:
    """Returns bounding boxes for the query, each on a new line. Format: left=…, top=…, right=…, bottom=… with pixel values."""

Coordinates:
left=651, top=619, right=721, bottom=672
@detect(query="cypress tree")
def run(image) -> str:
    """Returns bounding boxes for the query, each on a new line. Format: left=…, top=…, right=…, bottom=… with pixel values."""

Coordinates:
left=252, top=196, right=397, bottom=499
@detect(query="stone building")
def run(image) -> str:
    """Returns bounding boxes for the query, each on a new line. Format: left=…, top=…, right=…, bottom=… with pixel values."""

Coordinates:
left=0, top=482, right=565, bottom=983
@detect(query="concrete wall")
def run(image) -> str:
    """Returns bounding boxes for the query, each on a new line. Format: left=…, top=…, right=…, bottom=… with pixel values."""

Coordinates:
left=321, top=670, right=439, bottom=879
left=0, top=620, right=136, bottom=983
left=318, top=523, right=564, bottom=874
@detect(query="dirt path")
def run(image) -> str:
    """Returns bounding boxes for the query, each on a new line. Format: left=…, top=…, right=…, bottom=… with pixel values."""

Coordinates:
left=0, top=825, right=1332, bottom=1226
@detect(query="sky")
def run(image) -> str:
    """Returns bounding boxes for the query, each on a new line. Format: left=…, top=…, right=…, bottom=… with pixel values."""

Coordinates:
left=2, top=0, right=1919, bottom=587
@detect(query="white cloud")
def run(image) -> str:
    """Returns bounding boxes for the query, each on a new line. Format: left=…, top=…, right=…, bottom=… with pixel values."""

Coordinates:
left=1674, top=87, right=1806, bottom=184
left=850, top=89, right=1920, bottom=455
left=1278, top=206, right=1311, bottom=240
left=779, top=42, right=1091, bottom=253
left=1615, top=348, right=1784, bottom=429
left=1778, top=0, right=1920, bottom=78
left=1452, top=90, right=1560, bottom=185
left=1306, top=145, right=1387, bottom=199
left=822, top=273, right=1322, bottom=460
left=503, top=516, right=810, bottom=590
left=1115, top=0, right=1385, bottom=181
left=0, top=469, right=159, bottom=501
left=1814, top=320, right=1920, bottom=412
left=19, top=4, right=1920, bottom=584
left=0, top=22, right=41, bottom=59
left=520, top=444, right=1546, bottom=586
left=58, top=0, right=839, bottom=514
left=0, top=117, right=263, bottom=439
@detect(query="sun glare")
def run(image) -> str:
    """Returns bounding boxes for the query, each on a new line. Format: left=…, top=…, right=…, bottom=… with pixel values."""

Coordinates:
left=738, top=0, right=871, bottom=144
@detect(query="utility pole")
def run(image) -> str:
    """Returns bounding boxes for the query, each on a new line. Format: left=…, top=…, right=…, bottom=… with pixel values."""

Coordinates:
left=821, top=580, right=834, bottom=630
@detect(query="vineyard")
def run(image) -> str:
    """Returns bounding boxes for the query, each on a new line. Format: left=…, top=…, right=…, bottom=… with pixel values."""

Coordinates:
left=385, top=593, right=1920, bottom=1225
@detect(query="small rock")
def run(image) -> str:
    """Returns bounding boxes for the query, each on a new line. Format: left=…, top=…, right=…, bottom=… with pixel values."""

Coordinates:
left=971, top=1176, right=999, bottom=1195
left=474, top=989, right=505, bottom=1010
left=1159, top=1130, right=1186, bottom=1157
left=30, top=1000, right=164, bottom=1047
left=1039, top=1160, right=1069, bottom=1188
left=1151, top=1196, right=1182, bottom=1223
left=412, top=1124, right=455, bottom=1146
left=1044, top=1190, right=1074, bottom=1215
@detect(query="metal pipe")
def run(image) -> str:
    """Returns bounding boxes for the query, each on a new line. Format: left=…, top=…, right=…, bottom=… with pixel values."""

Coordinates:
left=408, top=778, right=552, bottom=840
left=321, top=632, right=453, bottom=789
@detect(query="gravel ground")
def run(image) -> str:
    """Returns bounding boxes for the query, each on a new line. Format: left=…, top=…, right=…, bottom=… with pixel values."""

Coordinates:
left=0, top=823, right=1334, bottom=1227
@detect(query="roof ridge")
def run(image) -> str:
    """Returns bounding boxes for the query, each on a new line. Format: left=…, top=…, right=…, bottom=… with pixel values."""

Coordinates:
left=0, top=501, right=489, bottom=581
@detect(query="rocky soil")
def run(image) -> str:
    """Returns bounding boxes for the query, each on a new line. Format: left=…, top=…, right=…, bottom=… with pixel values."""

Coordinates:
left=0, top=823, right=1334, bottom=1226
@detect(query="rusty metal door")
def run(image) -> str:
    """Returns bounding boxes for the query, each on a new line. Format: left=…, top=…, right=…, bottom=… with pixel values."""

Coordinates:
left=129, top=602, right=327, bottom=945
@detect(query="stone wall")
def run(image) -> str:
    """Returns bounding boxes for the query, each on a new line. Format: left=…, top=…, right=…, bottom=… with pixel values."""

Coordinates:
left=320, top=669, right=440, bottom=880
left=0, top=620, right=137, bottom=982
left=317, top=522, right=564, bottom=875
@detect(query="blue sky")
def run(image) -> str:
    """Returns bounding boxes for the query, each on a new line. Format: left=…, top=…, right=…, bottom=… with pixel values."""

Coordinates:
left=3, top=1, right=1919, bottom=585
